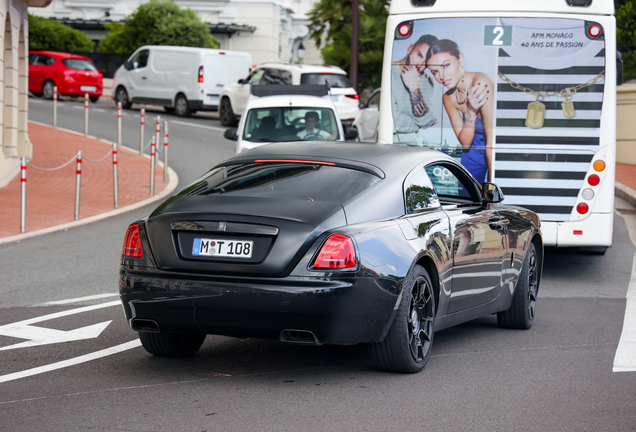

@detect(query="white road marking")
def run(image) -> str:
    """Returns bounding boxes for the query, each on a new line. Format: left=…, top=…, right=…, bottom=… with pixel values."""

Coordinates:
left=7, top=300, right=120, bottom=326
left=43, top=293, right=119, bottom=305
left=613, top=253, right=636, bottom=372
left=170, top=119, right=225, bottom=132
left=0, top=339, right=141, bottom=384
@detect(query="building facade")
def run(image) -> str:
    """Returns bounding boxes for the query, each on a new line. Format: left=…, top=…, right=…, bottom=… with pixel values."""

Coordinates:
left=28, top=0, right=323, bottom=66
left=0, top=0, right=48, bottom=188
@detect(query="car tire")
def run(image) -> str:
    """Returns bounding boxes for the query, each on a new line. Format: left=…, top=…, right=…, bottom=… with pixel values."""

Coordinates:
left=219, top=97, right=238, bottom=126
left=174, top=94, right=191, bottom=117
left=370, top=264, right=435, bottom=373
left=115, top=86, right=132, bottom=109
left=497, top=243, right=539, bottom=330
left=42, top=80, right=56, bottom=99
left=139, top=331, right=206, bottom=357
left=89, top=96, right=100, bottom=103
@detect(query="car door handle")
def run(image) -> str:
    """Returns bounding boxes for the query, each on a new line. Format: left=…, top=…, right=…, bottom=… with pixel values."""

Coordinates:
left=142, top=76, right=147, bottom=80
left=488, top=219, right=509, bottom=230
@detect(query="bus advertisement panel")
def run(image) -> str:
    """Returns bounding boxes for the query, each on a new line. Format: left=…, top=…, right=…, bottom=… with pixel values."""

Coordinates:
left=386, top=15, right=613, bottom=248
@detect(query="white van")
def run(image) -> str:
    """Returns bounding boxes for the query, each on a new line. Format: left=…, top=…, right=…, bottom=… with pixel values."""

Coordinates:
left=112, top=46, right=252, bottom=117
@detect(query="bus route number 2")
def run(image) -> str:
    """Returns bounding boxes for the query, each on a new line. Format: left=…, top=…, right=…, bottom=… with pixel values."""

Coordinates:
left=484, top=26, right=512, bottom=46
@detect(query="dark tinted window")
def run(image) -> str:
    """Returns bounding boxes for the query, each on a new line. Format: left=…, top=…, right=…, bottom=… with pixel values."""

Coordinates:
left=259, top=68, right=292, bottom=85
left=129, top=49, right=149, bottom=69
left=180, top=163, right=380, bottom=203
left=32, top=55, right=55, bottom=66
left=425, top=164, right=480, bottom=202
left=62, top=59, right=97, bottom=71
left=405, top=167, right=439, bottom=214
left=301, top=73, right=351, bottom=88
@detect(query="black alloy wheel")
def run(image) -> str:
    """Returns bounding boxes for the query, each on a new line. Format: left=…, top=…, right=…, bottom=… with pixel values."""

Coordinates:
left=174, top=94, right=191, bottom=117
left=139, top=331, right=206, bottom=357
left=115, top=86, right=132, bottom=109
left=219, top=97, right=238, bottom=126
left=89, top=96, right=100, bottom=103
left=42, top=80, right=56, bottom=99
left=370, top=264, right=436, bottom=373
left=497, top=243, right=539, bottom=329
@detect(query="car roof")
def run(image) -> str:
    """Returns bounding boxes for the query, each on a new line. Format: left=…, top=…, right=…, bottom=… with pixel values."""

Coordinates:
left=221, top=142, right=456, bottom=179
left=256, top=63, right=347, bottom=75
left=29, top=50, right=92, bottom=61
left=246, top=94, right=337, bottom=110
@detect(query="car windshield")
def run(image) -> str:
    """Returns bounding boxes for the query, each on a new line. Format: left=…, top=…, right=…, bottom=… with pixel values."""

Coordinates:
left=62, top=59, right=97, bottom=71
left=243, top=107, right=340, bottom=142
left=180, top=163, right=381, bottom=203
left=300, top=73, right=351, bottom=88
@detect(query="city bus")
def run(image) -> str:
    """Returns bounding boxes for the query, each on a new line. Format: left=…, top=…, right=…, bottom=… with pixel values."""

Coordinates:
left=378, top=0, right=617, bottom=252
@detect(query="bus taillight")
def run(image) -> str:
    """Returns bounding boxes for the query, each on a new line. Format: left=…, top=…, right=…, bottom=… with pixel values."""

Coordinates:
left=577, top=203, right=589, bottom=214
left=588, top=174, right=600, bottom=186
left=593, top=160, right=606, bottom=172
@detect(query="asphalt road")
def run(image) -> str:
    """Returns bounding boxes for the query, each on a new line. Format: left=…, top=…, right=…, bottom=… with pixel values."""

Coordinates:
left=0, top=96, right=634, bottom=431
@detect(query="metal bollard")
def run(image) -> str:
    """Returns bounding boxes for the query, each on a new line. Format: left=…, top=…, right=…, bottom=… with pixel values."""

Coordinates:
left=150, top=137, right=156, bottom=196
left=163, top=121, right=169, bottom=183
left=84, top=94, right=89, bottom=137
left=52, top=87, right=58, bottom=128
left=75, top=151, right=82, bottom=220
left=139, top=108, right=145, bottom=154
left=113, top=143, right=119, bottom=209
left=20, top=158, right=26, bottom=233
left=117, top=102, right=123, bottom=147
left=154, top=116, right=161, bottom=165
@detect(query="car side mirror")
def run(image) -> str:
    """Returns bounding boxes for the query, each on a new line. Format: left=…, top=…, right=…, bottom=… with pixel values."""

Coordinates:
left=124, top=61, right=132, bottom=71
left=344, top=126, right=358, bottom=141
left=482, top=182, right=504, bottom=204
left=238, top=78, right=245, bottom=84
left=224, top=127, right=238, bottom=141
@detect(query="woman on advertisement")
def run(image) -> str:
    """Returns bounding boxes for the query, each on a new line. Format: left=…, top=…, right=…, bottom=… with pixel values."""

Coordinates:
left=426, top=39, right=494, bottom=183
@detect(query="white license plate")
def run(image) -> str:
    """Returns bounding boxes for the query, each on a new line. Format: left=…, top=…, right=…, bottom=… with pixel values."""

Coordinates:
left=330, top=95, right=341, bottom=102
left=81, top=86, right=97, bottom=92
left=192, top=238, right=253, bottom=258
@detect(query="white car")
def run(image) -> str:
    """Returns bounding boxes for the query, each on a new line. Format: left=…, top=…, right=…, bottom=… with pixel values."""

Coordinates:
left=353, top=88, right=380, bottom=142
left=219, top=64, right=360, bottom=127
left=223, top=85, right=358, bottom=153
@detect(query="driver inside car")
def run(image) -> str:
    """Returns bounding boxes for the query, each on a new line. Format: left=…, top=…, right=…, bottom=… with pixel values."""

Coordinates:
left=297, top=111, right=335, bottom=140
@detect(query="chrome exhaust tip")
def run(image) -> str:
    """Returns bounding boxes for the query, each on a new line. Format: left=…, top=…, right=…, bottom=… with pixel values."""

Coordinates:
left=279, top=329, right=322, bottom=346
left=131, top=319, right=161, bottom=333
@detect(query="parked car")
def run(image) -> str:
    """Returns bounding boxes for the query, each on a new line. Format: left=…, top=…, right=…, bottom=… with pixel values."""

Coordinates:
left=224, top=85, right=358, bottom=153
left=28, top=50, right=103, bottom=102
left=112, top=46, right=252, bottom=116
left=219, top=63, right=360, bottom=127
left=353, top=88, right=380, bottom=142
left=119, top=142, right=543, bottom=373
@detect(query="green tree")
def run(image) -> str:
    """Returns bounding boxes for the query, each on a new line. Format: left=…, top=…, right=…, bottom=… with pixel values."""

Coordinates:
left=98, top=0, right=219, bottom=54
left=617, top=0, right=636, bottom=81
left=28, top=15, right=95, bottom=52
left=308, top=0, right=388, bottom=90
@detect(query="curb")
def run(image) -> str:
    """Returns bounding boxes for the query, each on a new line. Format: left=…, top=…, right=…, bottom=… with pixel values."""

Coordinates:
left=0, top=122, right=180, bottom=246
left=616, top=181, right=636, bottom=209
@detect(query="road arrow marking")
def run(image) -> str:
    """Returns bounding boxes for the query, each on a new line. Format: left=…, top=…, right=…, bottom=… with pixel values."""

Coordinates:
left=0, top=300, right=120, bottom=351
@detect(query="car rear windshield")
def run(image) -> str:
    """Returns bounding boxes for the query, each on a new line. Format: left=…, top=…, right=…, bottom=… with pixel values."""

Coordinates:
left=179, top=163, right=380, bottom=203
left=62, top=59, right=97, bottom=71
left=300, top=73, right=351, bottom=88
left=243, top=107, right=340, bottom=142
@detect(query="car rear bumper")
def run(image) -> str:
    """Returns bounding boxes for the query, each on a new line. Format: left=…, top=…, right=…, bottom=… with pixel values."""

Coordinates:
left=119, top=268, right=399, bottom=344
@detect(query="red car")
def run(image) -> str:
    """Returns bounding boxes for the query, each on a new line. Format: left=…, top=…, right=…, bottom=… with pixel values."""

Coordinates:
left=28, top=50, right=103, bottom=102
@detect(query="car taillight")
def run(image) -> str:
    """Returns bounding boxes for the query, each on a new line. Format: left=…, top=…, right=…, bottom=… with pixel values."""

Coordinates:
left=198, top=66, right=204, bottom=83
left=312, top=234, right=356, bottom=269
left=345, top=94, right=359, bottom=100
left=122, top=223, right=143, bottom=257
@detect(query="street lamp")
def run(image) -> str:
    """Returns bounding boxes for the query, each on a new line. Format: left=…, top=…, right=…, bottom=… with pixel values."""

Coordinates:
left=298, top=42, right=306, bottom=63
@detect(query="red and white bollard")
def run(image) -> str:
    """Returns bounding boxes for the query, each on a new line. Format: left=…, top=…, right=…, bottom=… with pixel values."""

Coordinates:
left=154, top=116, right=161, bottom=165
left=150, top=137, right=156, bottom=196
left=20, top=158, right=26, bottom=233
left=163, top=121, right=169, bottom=183
left=113, top=143, right=119, bottom=209
left=75, top=151, right=82, bottom=220
left=84, top=93, right=89, bottom=136
left=117, top=102, right=123, bottom=147
left=52, top=87, right=58, bottom=128
left=139, top=108, right=145, bottom=154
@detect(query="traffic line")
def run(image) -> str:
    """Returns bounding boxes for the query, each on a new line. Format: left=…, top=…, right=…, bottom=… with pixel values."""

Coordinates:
left=613, top=253, right=636, bottom=372
left=11, top=300, right=120, bottom=326
left=0, top=339, right=141, bottom=384
left=170, top=119, right=226, bottom=132
left=42, top=293, right=119, bottom=305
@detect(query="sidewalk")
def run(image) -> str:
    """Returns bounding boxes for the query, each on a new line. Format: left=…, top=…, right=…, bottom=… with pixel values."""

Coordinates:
left=0, top=121, right=177, bottom=244
left=616, top=163, right=636, bottom=208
